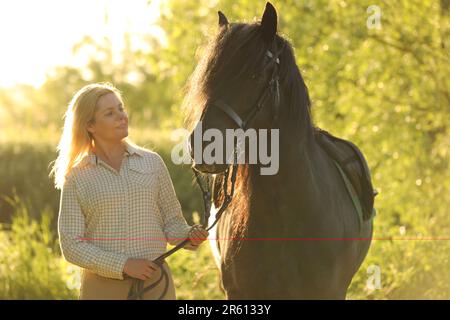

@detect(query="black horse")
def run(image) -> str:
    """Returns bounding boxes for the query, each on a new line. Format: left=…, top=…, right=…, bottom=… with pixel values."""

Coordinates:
left=184, top=2, right=373, bottom=299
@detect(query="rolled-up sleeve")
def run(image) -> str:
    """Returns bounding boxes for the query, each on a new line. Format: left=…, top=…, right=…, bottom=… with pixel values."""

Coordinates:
left=155, top=155, right=198, bottom=251
left=57, top=174, right=129, bottom=279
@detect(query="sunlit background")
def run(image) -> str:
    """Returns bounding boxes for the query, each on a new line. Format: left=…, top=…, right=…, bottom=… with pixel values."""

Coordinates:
left=0, top=0, right=448, bottom=300
left=0, top=0, right=163, bottom=88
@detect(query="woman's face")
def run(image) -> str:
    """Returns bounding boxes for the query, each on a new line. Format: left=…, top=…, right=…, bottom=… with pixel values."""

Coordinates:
left=87, top=92, right=129, bottom=142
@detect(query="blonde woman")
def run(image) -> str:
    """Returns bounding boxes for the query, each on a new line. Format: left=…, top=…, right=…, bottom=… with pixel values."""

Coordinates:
left=51, top=82, right=208, bottom=300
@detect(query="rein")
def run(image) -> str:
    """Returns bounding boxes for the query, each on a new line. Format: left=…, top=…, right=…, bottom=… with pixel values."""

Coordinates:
left=127, top=152, right=238, bottom=300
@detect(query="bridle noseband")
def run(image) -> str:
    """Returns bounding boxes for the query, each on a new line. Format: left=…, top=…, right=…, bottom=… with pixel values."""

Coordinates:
left=127, top=39, right=285, bottom=300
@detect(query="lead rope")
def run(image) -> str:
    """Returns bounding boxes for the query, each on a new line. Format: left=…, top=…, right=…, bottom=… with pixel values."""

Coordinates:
left=128, top=149, right=238, bottom=300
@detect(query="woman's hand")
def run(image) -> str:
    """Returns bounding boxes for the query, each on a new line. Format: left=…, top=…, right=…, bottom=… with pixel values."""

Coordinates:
left=188, top=225, right=209, bottom=247
left=123, top=258, right=159, bottom=280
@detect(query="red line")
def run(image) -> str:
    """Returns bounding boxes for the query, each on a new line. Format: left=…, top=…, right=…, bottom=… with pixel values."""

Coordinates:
left=76, top=237, right=450, bottom=241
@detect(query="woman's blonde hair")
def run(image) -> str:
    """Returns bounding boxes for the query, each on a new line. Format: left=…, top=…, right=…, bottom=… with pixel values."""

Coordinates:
left=50, top=82, right=129, bottom=189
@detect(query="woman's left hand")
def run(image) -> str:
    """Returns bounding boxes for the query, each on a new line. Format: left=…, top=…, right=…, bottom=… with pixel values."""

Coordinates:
left=188, top=225, right=209, bottom=246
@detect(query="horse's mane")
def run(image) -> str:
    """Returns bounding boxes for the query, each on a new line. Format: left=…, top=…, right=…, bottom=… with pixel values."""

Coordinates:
left=182, top=21, right=317, bottom=254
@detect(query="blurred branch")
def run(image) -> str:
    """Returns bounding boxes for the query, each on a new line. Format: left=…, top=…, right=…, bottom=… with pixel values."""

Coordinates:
left=368, top=34, right=424, bottom=64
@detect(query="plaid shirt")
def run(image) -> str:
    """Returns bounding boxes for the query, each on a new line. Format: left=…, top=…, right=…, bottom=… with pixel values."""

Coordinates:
left=57, top=141, right=197, bottom=280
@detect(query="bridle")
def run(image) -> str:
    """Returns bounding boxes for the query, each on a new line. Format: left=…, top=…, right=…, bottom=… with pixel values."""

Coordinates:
left=127, top=39, right=285, bottom=300
left=211, top=40, right=285, bottom=130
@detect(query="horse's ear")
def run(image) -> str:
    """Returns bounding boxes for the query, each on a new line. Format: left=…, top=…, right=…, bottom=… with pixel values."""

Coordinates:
left=218, top=11, right=229, bottom=28
left=260, top=2, right=277, bottom=44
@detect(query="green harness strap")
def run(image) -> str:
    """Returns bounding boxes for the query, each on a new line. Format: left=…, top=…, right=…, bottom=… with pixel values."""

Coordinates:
left=332, top=160, right=376, bottom=233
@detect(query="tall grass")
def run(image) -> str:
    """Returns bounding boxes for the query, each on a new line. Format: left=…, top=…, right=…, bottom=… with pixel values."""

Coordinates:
left=0, top=194, right=77, bottom=299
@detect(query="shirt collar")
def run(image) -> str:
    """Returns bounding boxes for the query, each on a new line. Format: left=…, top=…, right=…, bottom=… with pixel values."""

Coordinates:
left=79, top=141, right=144, bottom=167
left=124, top=141, right=144, bottom=157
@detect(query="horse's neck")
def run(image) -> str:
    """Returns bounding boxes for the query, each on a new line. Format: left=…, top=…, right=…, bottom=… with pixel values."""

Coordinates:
left=252, top=133, right=319, bottom=188
left=245, top=135, right=323, bottom=226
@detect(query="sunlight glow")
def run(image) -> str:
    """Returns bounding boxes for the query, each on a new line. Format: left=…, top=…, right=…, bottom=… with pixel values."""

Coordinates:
left=0, top=0, right=163, bottom=88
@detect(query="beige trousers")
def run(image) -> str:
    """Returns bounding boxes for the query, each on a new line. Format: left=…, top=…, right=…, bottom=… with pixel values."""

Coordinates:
left=79, top=262, right=176, bottom=300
